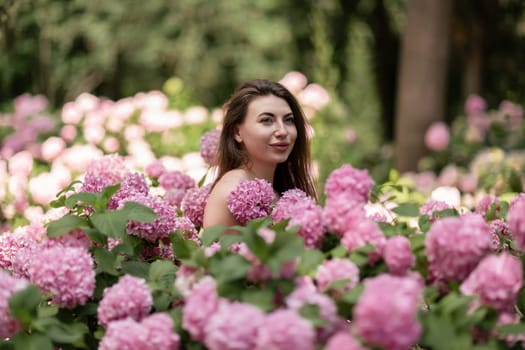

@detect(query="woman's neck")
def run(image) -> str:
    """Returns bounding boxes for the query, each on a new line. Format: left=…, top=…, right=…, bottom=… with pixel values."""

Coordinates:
left=242, top=163, right=275, bottom=184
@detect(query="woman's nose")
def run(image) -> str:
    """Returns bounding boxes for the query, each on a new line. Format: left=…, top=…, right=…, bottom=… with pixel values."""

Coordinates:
left=274, top=121, right=288, bottom=136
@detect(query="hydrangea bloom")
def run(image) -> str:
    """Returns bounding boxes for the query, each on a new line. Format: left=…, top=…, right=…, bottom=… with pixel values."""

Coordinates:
left=227, top=178, right=275, bottom=225
left=324, top=164, right=374, bottom=202
left=475, top=195, right=502, bottom=219
left=507, top=194, right=525, bottom=251
left=145, top=160, right=166, bottom=178
left=182, top=277, right=220, bottom=341
left=181, top=184, right=211, bottom=228
left=384, top=236, right=415, bottom=275
left=353, top=274, right=423, bottom=350
left=200, top=129, right=221, bottom=166
left=29, top=245, right=95, bottom=308
left=80, top=154, right=130, bottom=193
left=174, top=265, right=202, bottom=298
left=41, top=228, right=91, bottom=250
left=204, top=300, right=265, bottom=350
left=420, top=199, right=453, bottom=221
left=0, top=270, right=29, bottom=339
left=158, top=170, right=195, bottom=191
left=490, top=219, right=512, bottom=250
left=107, top=172, right=149, bottom=209
left=163, top=188, right=187, bottom=208
left=255, top=309, right=315, bottom=350
left=325, top=332, right=366, bottom=350
left=272, top=189, right=313, bottom=222
left=460, top=253, right=522, bottom=312
left=323, top=195, right=366, bottom=237
left=99, top=313, right=180, bottom=350
left=425, top=214, right=492, bottom=284
left=341, top=218, right=387, bottom=263
left=424, top=122, right=450, bottom=151
left=98, top=275, right=153, bottom=327
left=0, top=228, right=37, bottom=271
left=315, top=258, right=360, bottom=294
left=121, top=194, right=177, bottom=242
left=173, top=216, right=199, bottom=242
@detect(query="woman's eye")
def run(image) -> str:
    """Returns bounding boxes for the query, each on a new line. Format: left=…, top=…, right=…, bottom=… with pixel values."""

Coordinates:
left=260, top=117, right=272, bottom=123
left=284, top=117, right=295, bottom=124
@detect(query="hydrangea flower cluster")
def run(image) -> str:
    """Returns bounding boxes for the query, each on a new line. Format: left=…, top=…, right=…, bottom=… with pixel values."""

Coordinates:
left=340, top=218, right=387, bottom=263
left=99, top=313, right=180, bottom=350
left=28, top=245, right=95, bottom=308
left=182, top=277, right=220, bottom=342
left=97, top=275, right=153, bottom=327
left=181, top=184, right=211, bottom=228
left=419, top=199, right=453, bottom=221
left=323, top=196, right=366, bottom=236
left=460, top=253, right=523, bottom=312
left=425, top=214, right=492, bottom=284
left=507, top=194, right=525, bottom=251
left=0, top=270, right=29, bottom=339
left=107, top=172, right=149, bottom=209
left=255, top=309, right=316, bottom=350
left=315, top=258, right=360, bottom=294
left=475, top=195, right=501, bottom=218
left=81, top=154, right=130, bottom=193
left=227, top=178, right=275, bottom=225
left=272, top=189, right=312, bottom=222
left=324, top=164, right=375, bottom=203
left=173, top=216, right=199, bottom=242
left=325, top=332, right=366, bottom=350
left=145, top=160, right=166, bottom=179
left=384, top=236, right=415, bottom=275
left=158, top=170, right=195, bottom=191
left=199, top=129, right=221, bottom=166
left=353, top=274, right=423, bottom=350
left=121, top=194, right=177, bottom=242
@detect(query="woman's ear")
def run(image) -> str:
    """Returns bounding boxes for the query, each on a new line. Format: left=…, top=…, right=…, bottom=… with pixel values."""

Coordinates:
left=234, top=127, right=242, bottom=143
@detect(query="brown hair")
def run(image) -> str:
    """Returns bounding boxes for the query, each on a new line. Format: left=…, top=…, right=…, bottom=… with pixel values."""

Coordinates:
left=214, top=79, right=317, bottom=200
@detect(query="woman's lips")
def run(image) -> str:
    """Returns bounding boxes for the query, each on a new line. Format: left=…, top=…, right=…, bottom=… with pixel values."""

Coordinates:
left=270, top=143, right=290, bottom=151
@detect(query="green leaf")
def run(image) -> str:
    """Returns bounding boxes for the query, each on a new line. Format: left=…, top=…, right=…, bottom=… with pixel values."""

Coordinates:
left=496, top=322, right=525, bottom=336
left=241, top=289, right=274, bottom=312
left=171, top=233, right=200, bottom=260
left=8, top=285, right=43, bottom=326
left=297, top=249, right=325, bottom=275
left=120, top=201, right=157, bottom=222
left=299, top=304, right=326, bottom=327
left=149, top=260, right=178, bottom=291
left=391, top=202, right=420, bottom=217
left=46, top=214, right=88, bottom=238
left=90, top=211, right=128, bottom=238
left=121, top=261, right=151, bottom=279
left=65, top=192, right=99, bottom=209
left=201, top=225, right=226, bottom=246
left=340, top=284, right=364, bottom=304
left=45, top=322, right=89, bottom=344
left=12, top=332, right=53, bottom=350
left=92, top=247, right=119, bottom=275
left=209, top=254, right=251, bottom=283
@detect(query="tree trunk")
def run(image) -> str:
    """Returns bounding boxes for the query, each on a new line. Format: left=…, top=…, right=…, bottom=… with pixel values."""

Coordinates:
left=394, top=0, right=453, bottom=172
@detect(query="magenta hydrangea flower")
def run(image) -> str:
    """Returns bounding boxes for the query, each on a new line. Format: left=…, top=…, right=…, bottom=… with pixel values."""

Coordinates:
left=316, top=258, right=360, bottom=294
left=272, top=189, right=313, bottom=222
left=475, top=195, right=501, bottom=218
left=341, top=218, right=387, bottom=263
left=200, top=129, right=221, bottom=166
left=460, top=253, right=522, bottom=312
left=384, top=236, right=415, bottom=275
left=507, top=194, right=525, bottom=251
left=28, top=245, right=95, bottom=308
left=324, top=164, right=374, bottom=202
left=0, top=270, right=29, bottom=339
left=173, top=216, right=199, bottom=242
left=145, top=160, right=166, bottom=179
left=121, top=194, right=177, bottom=242
left=163, top=188, right=187, bottom=208
left=425, top=214, right=492, bottom=284
left=0, top=228, right=37, bottom=271
left=158, top=170, right=195, bottom=191
left=81, top=154, right=130, bottom=193
left=204, top=300, right=265, bottom=350
left=99, top=313, right=180, bottom=350
left=255, top=309, right=315, bottom=350
left=182, top=184, right=211, bottom=228
left=323, top=195, right=366, bottom=237
left=419, top=199, right=453, bottom=221
left=353, top=274, right=423, bottom=350
left=182, top=277, right=220, bottom=341
left=325, top=332, right=366, bottom=350
left=41, top=228, right=91, bottom=250
left=227, top=178, right=275, bottom=225
left=107, top=172, right=150, bottom=209
left=97, top=275, right=153, bottom=327
left=490, top=219, right=512, bottom=250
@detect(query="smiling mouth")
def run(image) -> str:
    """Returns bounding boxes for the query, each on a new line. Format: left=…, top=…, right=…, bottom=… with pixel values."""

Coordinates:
left=270, top=143, right=290, bottom=151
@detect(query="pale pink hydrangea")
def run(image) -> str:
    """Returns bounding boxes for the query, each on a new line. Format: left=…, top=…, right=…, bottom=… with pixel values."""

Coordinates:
left=182, top=277, right=220, bottom=341
left=97, top=275, right=153, bottom=327
left=424, top=122, right=450, bottom=151
left=204, top=300, right=265, bottom=350
left=41, top=229, right=91, bottom=250
left=0, top=228, right=38, bottom=271
left=227, top=178, right=275, bottom=225
left=121, top=194, right=176, bottom=242
left=325, top=332, right=366, bottom=350
left=40, top=136, right=66, bottom=162
left=465, top=94, right=487, bottom=116
left=99, top=313, right=179, bottom=350
left=145, top=160, right=166, bottom=178
left=14, top=93, right=48, bottom=118
left=425, top=214, right=492, bottom=284
left=279, top=71, right=308, bottom=93
left=341, top=218, right=387, bottom=263
left=272, top=189, right=312, bottom=222
left=499, top=100, right=523, bottom=127
left=29, top=245, right=95, bottom=308
left=324, top=164, right=374, bottom=202
left=460, top=253, right=522, bottom=312
left=181, top=184, right=211, bottom=228
left=353, top=274, right=423, bottom=350
left=107, top=172, right=150, bottom=209
left=173, top=216, right=199, bottom=242
left=200, top=129, right=221, bottom=166
left=299, top=83, right=330, bottom=110
left=507, top=194, right=525, bottom=251
left=158, top=170, right=195, bottom=191
left=255, top=309, right=315, bottom=350
left=420, top=200, right=453, bottom=221
left=0, top=270, right=29, bottom=338
left=475, top=195, right=501, bottom=218
left=323, top=195, right=366, bottom=237
left=315, top=258, right=360, bottom=293
left=81, top=154, right=130, bottom=193
left=384, top=236, right=415, bottom=275
left=163, top=188, right=187, bottom=208
left=174, top=265, right=202, bottom=297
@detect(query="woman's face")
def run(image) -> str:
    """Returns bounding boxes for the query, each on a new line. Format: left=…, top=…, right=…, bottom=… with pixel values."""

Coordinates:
left=234, top=95, right=297, bottom=169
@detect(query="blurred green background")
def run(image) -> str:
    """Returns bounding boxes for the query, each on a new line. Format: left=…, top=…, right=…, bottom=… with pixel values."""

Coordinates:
left=1, top=0, right=524, bottom=185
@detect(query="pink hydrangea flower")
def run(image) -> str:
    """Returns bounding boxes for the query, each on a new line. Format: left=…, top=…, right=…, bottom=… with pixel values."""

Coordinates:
left=315, top=258, right=360, bottom=293
left=28, top=245, right=95, bottom=308
left=81, top=154, right=130, bottom=193
left=121, top=194, right=177, bottom=242
left=341, top=218, right=387, bottom=263
left=475, top=195, right=501, bottom=219
left=465, top=94, right=487, bottom=116
left=99, top=313, right=180, bottom=350
left=279, top=71, right=308, bottom=93
left=173, top=216, right=199, bottom=242
left=490, top=219, right=512, bottom=250
left=204, top=300, right=265, bottom=350
left=424, top=122, right=450, bottom=151
left=419, top=199, right=453, bottom=222
left=0, top=270, right=29, bottom=338
left=460, top=253, right=522, bottom=312
left=325, top=332, right=366, bottom=350
left=163, top=188, right=187, bottom=208
left=182, top=184, right=211, bottom=228
left=108, top=172, right=150, bottom=209
left=227, top=178, right=275, bottom=225
left=384, top=236, right=415, bottom=275
left=41, top=228, right=91, bottom=250
left=145, top=160, right=166, bottom=178
left=272, top=189, right=313, bottom=222
left=499, top=100, right=523, bottom=127
left=425, top=214, right=492, bottom=284
left=182, top=277, right=220, bottom=341
left=324, top=164, right=374, bottom=202
left=200, top=129, right=221, bottom=166
left=353, top=274, right=423, bottom=350
left=507, top=195, right=525, bottom=251
left=255, top=309, right=315, bottom=350
left=158, top=170, right=195, bottom=191
left=98, top=275, right=153, bottom=327
left=0, top=226, right=41, bottom=271
left=323, top=195, right=366, bottom=237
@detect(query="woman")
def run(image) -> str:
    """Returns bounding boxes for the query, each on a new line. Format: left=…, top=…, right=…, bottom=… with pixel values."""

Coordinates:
left=203, top=79, right=317, bottom=229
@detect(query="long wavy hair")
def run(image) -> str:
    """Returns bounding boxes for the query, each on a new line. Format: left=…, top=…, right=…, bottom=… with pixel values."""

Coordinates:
left=214, top=79, right=318, bottom=200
